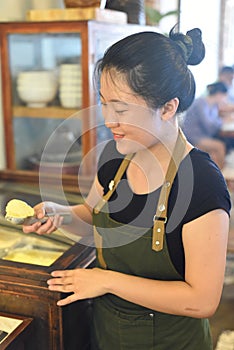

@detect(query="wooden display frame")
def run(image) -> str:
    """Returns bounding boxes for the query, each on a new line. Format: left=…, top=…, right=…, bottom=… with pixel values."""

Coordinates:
left=0, top=313, right=33, bottom=350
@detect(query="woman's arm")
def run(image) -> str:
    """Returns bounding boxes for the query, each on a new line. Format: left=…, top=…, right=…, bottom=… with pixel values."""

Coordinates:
left=48, top=209, right=229, bottom=318
left=23, top=175, right=104, bottom=237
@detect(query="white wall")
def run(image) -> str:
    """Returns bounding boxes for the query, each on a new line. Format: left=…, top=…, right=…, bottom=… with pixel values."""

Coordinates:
left=155, top=0, right=221, bottom=97
left=179, top=0, right=221, bottom=96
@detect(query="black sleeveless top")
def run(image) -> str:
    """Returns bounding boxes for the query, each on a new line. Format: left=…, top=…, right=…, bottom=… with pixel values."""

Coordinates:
left=97, top=140, right=231, bottom=277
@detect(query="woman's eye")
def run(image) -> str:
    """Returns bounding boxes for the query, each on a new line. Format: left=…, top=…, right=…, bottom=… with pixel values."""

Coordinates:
left=115, top=110, right=127, bottom=115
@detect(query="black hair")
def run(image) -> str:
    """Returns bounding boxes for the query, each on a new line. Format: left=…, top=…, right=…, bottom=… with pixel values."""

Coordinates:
left=207, top=81, right=228, bottom=95
left=94, top=26, right=205, bottom=113
left=219, top=66, right=234, bottom=75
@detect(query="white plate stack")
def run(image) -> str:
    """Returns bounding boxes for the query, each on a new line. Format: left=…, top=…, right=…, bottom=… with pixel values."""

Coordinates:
left=59, top=64, right=82, bottom=109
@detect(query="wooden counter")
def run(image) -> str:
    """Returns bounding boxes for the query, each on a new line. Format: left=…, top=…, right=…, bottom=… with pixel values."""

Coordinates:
left=0, top=237, right=95, bottom=350
left=0, top=182, right=95, bottom=350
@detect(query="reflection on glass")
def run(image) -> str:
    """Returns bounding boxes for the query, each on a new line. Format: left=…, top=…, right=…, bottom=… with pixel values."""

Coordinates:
left=0, top=225, right=75, bottom=266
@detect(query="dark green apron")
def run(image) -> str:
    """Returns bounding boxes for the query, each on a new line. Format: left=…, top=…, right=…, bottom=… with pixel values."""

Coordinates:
left=92, top=130, right=213, bottom=350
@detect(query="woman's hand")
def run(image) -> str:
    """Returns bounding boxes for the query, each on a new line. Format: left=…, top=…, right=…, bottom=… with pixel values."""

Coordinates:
left=47, top=268, right=109, bottom=306
left=22, top=202, right=63, bottom=235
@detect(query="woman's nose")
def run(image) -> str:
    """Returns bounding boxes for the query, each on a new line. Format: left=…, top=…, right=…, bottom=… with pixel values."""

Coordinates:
left=103, top=109, right=119, bottom=128
left=105, top=118, right=119, bottom=129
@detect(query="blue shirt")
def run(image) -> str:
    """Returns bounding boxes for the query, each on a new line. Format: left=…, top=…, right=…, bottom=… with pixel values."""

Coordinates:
left=182, top=97, right=223, bottom=145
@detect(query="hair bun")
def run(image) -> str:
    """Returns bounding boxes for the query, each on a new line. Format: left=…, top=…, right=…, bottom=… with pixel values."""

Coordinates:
left=186, top=28, right=205, bottom=65
left=169, top=26, right=205, bottom=66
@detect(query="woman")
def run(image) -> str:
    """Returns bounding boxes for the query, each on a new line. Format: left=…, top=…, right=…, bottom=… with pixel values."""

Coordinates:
left=23, top=27, right=231, bottom=350
left=182, top=81, right=229, bottom=169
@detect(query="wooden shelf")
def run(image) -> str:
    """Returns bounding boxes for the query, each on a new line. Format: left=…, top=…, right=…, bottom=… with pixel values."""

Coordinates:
left=13, top=106, right=80, bottom=119
left=0, top=169, right=93, bottom=194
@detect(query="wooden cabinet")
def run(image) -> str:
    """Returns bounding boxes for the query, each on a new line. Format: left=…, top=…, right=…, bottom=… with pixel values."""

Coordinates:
left=0, top=234, right=95, bottom=350
left=0, top=20, right=157, bottom=193
left=0, top=182, right=95, bottom=350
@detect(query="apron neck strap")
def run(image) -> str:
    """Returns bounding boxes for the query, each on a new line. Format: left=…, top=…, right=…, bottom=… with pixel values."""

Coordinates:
left=152, top=128, right=187, bottom=252
left=94, top=152, right=134, bottom=214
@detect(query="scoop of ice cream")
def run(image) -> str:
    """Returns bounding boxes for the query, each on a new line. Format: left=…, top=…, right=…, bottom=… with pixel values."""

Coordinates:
left=5, top=199, right=35, bottom=219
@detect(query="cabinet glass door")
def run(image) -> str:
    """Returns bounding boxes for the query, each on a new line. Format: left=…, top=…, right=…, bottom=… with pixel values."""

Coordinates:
left=8, top=33, right=83, bottom=172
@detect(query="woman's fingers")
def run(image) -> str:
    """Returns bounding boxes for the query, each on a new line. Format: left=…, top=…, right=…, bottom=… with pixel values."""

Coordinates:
left=22, top=203, right=64, bottom=235
left=47, top=271, right=75, bottom=293
left=23, top=215, right=63, bottom=235
left=57, top=294, right=80, bottom=306
left=33, top=218, right=56, bottom=235
left=48, top=283, right=74, bottom=293
left=50, top=270, right=73, bottom=278
left=47, top=271, right=73, bottom=286
left=47, top=269, right=82, bottom=306
left=47, top=276, right=73, bottom=286
left=34, top=205, right=46, bottom=219
left=47, top=268, right=106, bottom=306
left=22, top=221, right=42, bottom=233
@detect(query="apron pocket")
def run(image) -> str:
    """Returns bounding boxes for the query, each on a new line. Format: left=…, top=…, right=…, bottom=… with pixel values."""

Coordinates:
left=92, top=298, right=155, bottom=350
left=118, top=311, right=155, bottom=350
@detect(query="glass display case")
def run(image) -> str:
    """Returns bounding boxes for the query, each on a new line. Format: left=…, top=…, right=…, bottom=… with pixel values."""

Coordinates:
left=0, top=20, right=156, bottom=192
left=0, top=225, right=74, bottom=266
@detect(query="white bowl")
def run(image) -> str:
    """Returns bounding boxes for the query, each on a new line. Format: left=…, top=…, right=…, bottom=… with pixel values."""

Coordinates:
left=59, top=86, right=82, bottom=94
left=60, top=64, right=81, bottom=71
left=59, top=91, right=82, bottom=98
left=59, top=78, right=82, bottom=87
left=18, top=70, right=56, bottom=81
left=59, top=71, right=82, bottom=79
left=17, top=72, right=57, bottom=90
left=59, top=94, right=82, bottom=108
left=18, top=76, right=56, bottom=84
left=17, top=81, right=57, bottom=90
left=17, top=85, right=58, bottom=107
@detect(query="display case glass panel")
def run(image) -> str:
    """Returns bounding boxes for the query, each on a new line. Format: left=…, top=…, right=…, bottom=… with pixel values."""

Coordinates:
left=8, top=32, right=83, bottom=172
left=0, top=225, right=76, bottom=266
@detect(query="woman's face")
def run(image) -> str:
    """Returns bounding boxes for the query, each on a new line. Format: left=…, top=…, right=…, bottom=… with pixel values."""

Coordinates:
left=99, top=71, right=164, bottom=155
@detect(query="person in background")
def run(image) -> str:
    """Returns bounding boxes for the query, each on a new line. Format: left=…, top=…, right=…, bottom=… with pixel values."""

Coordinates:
left=182, top=82, right=229, bottom=169
left=219, top=65, right=234, bottom=103
left=218, top=66, right=234, bottom=116
left=22, top=27, right=231, bottom=350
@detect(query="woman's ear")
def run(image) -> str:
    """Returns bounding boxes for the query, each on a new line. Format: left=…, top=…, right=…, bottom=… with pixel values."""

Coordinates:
left=161, top=98, right=179, bottom=120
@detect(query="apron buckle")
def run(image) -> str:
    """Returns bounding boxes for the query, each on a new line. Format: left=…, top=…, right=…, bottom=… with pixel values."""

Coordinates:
left=153, top=215, right=167, bottom=224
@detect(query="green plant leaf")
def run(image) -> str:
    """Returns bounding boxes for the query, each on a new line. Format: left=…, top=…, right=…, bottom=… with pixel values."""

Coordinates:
left=145, top=6, right=179, bottom=25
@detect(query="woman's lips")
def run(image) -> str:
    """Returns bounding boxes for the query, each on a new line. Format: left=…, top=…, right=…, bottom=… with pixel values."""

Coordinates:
left=113, top=133, right=124, bottom=141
